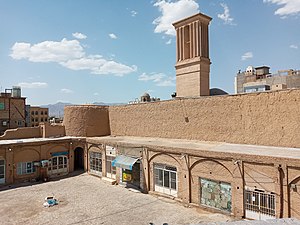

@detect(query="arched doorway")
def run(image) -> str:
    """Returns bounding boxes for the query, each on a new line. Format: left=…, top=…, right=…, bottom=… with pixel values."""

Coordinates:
left=74, top=147, right=84, bottom=170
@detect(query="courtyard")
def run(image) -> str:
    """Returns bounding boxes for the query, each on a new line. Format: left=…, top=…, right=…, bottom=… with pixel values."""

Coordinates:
left=0, top=172, right=233, bottom=225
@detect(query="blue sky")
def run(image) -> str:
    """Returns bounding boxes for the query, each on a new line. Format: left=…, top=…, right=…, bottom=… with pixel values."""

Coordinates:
left=0, top=0, right=299, bottom=105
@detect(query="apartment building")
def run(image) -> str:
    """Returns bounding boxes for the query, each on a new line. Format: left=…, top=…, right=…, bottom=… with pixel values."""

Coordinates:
left=235, top=66, right=300, bottom=94
left=0, top=87, right=26, bottom=135
left=30, top=106, right=49, bottom=127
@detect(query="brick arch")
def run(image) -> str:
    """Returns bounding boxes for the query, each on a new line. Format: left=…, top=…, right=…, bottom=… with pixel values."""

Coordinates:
left=87, top=144, right=102, bottom=151
left=46, top=144, right=68, bottom=156
left=289, top=175, right=300, bottom=218
left=149, top=152, right=181, bottom=166
left=190, top=158, right=233, bottom=177
left=289, top=175, right=300, bottom=186
left=14, top=148, right=40, bottom=162
left=189, top=158, right=233, bottom=205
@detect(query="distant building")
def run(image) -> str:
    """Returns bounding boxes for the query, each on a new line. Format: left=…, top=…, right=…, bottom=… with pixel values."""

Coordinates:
left=129, top=93, right=160, bottom=104
left=30, top=106, right=49, bottom=127
left=235, top=66, right=300, bottom=94
left=0, top=86, right=26, bottom=135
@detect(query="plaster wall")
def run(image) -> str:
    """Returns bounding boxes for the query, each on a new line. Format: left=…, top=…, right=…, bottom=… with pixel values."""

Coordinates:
left=109, top=89, right=300, bottom=148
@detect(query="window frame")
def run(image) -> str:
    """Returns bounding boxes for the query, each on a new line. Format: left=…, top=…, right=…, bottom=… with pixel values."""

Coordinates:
left=17, top=162, right=35, bottom=175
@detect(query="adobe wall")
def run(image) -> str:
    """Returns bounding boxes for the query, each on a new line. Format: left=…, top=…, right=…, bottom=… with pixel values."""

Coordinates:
left=64, top=105, right=110, bottom=137
left=40, top=123, right=65, bottom=138
left=0, top=127, right=41, bottom=140
left=109, top=89, right=300, bottom=148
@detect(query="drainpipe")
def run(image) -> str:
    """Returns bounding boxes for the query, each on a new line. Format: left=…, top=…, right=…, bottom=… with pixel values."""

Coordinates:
left=278, top=165, right=284, bottom=218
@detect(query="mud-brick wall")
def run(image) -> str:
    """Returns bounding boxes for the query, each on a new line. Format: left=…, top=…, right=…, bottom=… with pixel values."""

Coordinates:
left=109, top=89, right=300, bottom=148
left=64, top=105, right=110, bottom=137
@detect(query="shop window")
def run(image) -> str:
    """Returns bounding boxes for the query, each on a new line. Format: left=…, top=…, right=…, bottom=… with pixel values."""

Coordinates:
left=48, top=155, right=68, bottom=176
left=89, top=151, right=102, bottom=176
left=154, top=163, right=177, bottom=196
left=17, top=162, right=35, bottom=175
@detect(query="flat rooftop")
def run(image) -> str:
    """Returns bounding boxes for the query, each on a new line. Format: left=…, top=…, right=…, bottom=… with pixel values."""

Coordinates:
left=0, top=136, right=75, bottom=146
left=1, top=135, right=300, bottom=161
left=87, top=136, right=300, bottom=161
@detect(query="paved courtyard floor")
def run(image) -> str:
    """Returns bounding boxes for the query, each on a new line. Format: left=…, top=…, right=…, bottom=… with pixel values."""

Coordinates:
left=0, top=172, right=234, bottom=225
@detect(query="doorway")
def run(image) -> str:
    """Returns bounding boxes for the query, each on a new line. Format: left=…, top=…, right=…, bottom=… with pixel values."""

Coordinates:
left=245, top=188, right=275, bottom=220
left=74, top=147, right=84, bottom=170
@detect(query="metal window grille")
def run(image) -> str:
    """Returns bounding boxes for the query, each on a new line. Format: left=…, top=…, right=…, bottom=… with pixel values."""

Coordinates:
left=245, top=189, right=275, bottom=217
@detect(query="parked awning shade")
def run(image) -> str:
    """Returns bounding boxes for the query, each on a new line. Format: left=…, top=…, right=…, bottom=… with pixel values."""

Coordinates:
left=112, top=155, right=139, bottom=170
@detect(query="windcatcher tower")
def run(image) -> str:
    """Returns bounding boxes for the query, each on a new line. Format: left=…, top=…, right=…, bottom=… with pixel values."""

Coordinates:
left=173, top=13, right=212, bottom=97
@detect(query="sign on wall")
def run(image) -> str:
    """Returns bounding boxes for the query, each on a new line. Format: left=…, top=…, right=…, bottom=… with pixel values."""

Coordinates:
left=122, top=171, right=132, bottom=182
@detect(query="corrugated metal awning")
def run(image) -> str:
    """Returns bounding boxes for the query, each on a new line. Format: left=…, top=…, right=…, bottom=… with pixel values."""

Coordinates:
left=112, top=155, right=139, bottom=170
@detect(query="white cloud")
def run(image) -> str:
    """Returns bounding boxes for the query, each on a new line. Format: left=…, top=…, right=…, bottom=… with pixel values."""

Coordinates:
left=241, top=52, right=253, bottom=61
left=166, top=39, right=172, bottom=45
left=60, top=88, right=73, bottom=94
left=153, top=0, right=199, bottom=36
left=93, top=92, right=99, bottom=96
left=109, top=33, right=117, bottom=39
left=138, top=72, right=175, bottom=86
left=61, top=56, right=137, bottom=75
left=131, top=10, right=138, bottom=17
left=139, top=73, right=165, bottom=82
left=10, top=38, right=84, bottom=63
left=263, top=0, right=300, bottom=16
left=217, top=3, right=235, bottom=25
left=18, top=82, right=48, bottom=89
left=72, top=32, right=87, bottom=40
left=290, top=44, right=298, bottom=49
left=10, top=38, right=137, bottom=76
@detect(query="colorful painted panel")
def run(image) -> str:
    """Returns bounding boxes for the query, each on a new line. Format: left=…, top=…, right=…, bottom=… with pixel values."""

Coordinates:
left=200, top=178, right=232, bottom=212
